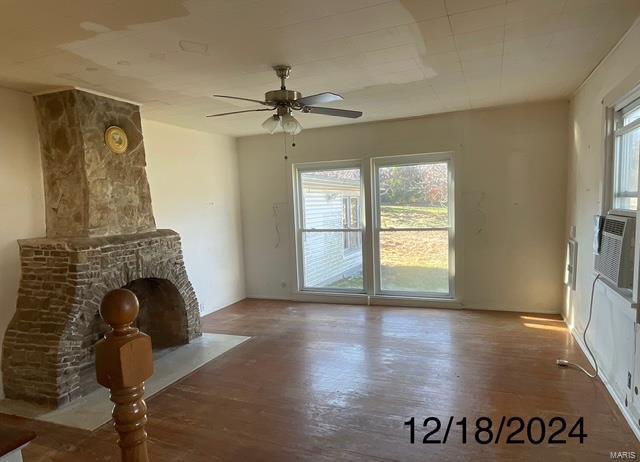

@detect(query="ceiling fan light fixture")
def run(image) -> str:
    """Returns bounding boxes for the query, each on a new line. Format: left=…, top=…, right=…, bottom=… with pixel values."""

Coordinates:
left=262, top=114, right=280, bottom=134
left=281, top=112, right=302, bottom=135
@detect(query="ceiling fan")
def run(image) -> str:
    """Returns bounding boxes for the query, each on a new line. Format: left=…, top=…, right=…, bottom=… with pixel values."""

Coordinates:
left=206, top=65, right=362, bottom=135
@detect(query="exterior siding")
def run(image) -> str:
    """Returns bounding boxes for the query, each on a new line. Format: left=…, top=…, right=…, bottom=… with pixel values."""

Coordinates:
left=301, top=180, right=362, bottom=288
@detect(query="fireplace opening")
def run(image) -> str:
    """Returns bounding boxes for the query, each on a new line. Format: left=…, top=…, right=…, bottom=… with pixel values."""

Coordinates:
left=77, top=277, right=189, bottom=397
left=124, top=278, right=189, bottom=349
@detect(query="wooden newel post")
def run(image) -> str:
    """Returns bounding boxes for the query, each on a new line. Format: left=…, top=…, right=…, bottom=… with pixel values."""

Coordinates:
left=95, top=289, right=154, bottom=462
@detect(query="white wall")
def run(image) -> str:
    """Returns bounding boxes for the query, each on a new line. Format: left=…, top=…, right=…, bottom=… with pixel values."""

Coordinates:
left=143, top=120, right=245, bottom=314
left=0, top=87, right=46, bottom=398
left=238, top=101, right=569, bottom=313
left=565, top=18, right=640, bottom=434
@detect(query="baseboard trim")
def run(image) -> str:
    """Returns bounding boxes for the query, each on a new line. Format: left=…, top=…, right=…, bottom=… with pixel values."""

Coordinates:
left=465, top=304, right=560, bottom=314
left=562, top=314, right=640, bottom=442
left=247, top=292, right=462, bottom=308
left=201, top=295, right=248, bottom=316
left=246, top=293, right=559, bottom=313
left=245, top=294, right=291, bottom=301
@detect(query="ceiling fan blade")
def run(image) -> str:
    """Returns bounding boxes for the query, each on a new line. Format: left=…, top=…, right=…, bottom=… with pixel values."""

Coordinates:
left=206, top=108, right=273, bottom=117
left=297, top=92, right=343, bottom=106
left=212, top=94, right=272, bottom=106
left=302, top=106, right=362, bottom=118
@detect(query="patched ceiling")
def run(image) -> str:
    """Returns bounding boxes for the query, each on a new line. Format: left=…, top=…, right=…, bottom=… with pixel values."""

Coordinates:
left=0, top=0, right=638, bottom=136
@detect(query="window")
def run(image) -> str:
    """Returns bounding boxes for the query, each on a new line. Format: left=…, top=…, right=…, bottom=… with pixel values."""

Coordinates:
left=295, top=165, right=364, bottom=292
left=293, top=153, right=455, bottom=299
left=613, top=97, right=640, bottom=212
left=373, top=154, right=454, bottom=297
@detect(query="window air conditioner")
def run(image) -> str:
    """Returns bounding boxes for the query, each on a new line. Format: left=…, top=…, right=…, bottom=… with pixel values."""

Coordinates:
left=594, top=213, right=636, bottom=290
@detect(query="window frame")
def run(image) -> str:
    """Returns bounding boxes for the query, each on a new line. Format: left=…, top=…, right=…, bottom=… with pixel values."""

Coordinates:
left=371, top=152, right=456, bottom=299
left=293, top=160, right=367, bottom=294
left=607, top=93, right=640, bottom=216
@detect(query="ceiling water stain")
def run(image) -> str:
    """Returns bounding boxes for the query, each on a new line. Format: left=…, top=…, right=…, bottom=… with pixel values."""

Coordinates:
left=178, top=40, right=209, bottom=55
left=0, top=1, right=190, bottom=61
left=0, top=0, right=192, bottom=95
left=79, top=22, right=112, bottom=34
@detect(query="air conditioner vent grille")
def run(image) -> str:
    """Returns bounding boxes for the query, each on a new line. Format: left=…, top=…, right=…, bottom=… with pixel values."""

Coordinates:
left=604, top=218, right=625, bottom=236
left=594, top=213, right=635, bottom=290
left=596, top=235, right=623, bottom=284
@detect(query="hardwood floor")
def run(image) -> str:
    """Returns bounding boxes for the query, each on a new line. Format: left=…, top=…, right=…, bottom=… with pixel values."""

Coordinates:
left=4, top=299, right=639, bottom=461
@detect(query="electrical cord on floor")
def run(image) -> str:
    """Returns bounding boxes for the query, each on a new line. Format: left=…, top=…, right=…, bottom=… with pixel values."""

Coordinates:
left=556, top=274, right=601, bottom=379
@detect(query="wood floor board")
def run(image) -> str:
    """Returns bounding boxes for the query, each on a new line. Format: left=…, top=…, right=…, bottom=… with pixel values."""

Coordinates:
left=2, top=298, right=638, bottom=461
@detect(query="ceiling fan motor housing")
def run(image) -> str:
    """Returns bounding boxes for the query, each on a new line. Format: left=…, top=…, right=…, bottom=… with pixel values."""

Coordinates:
left=265, top=89, right=301, bottom=106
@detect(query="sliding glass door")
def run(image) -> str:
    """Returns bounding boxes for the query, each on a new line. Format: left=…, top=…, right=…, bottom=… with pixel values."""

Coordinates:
left=373, top=154, right=454, bottom=297
left=295, top=164, right=365, bottom=292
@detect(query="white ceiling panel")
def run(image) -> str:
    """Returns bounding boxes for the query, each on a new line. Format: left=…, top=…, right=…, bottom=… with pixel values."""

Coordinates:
left=449, top=4, right=507, bottom=34
left=505, top=15, right=561, bottom=41
left=0, top=0, right=636, bottom=136
left=454, top=26, right=505, bottom=50
left=446, top=0, right=505, bottom=15
left=410, top=17, right=453, bottom=41
left=506, top=0, right=565, bottom=23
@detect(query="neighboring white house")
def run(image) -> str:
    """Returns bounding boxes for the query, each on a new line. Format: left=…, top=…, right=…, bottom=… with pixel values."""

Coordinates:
left=301, top=174, right=362, bottom=288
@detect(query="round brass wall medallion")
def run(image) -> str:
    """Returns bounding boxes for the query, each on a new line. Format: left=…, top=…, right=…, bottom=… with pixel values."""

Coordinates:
left=104, top=126, right=128, bottom=154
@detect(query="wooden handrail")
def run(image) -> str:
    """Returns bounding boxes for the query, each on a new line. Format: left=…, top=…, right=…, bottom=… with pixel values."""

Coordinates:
left=95, top=289, right=154, bottom=462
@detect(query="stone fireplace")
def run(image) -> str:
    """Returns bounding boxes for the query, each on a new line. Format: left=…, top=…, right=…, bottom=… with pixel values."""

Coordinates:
left=2, top=89, right=201, bottom=407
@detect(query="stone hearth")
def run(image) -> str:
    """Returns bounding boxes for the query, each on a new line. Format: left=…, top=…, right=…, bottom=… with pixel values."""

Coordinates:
left=1, top=89, right=202, bottom=407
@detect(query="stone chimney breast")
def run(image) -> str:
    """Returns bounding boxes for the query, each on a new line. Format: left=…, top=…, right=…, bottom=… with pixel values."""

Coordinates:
left=34, top=89, right=156, bottom=238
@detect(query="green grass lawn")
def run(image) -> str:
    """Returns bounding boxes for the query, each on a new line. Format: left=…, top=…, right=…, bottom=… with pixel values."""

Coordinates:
left=381, top=205, right=448, bottom=228
left=328, top=205, right=449, bottom=293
